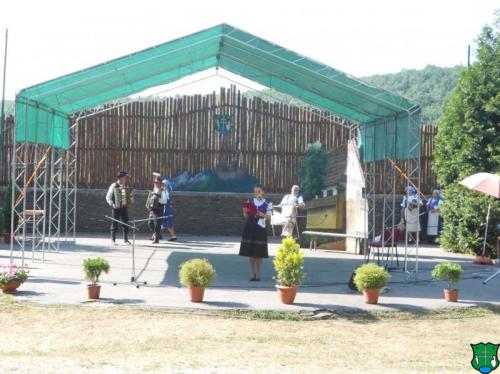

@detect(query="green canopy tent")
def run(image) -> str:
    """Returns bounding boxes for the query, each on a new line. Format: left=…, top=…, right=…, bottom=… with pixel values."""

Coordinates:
left=15, top=23, right=420, bottom=161
left=11, top=24, right=421, bottom=272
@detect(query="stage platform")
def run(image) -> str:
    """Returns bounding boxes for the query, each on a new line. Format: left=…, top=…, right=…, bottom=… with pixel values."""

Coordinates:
left=1, top=234, right=498, bottom=312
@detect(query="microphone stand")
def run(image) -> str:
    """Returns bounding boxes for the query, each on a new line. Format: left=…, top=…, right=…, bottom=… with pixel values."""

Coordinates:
left=105, top=215, right=169, bottom=287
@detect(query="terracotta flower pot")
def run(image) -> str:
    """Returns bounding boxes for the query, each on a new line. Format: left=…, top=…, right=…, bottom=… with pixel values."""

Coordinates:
left=444, top=288, right=459, bottom=302
left=1, top=279, right=21, bottom=293
left=276, top=285, right=298, bottom=304
left=189, top=286, right=205, bottom=303
left=363, top=288, right=381, bottom=304
left=87, top=285, right=101, bottom=299
left=473, top=255, right=494, bottom=265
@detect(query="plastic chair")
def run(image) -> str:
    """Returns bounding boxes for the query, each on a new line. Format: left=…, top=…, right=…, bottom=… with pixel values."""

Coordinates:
left=368, top=228, right=400, bottom=267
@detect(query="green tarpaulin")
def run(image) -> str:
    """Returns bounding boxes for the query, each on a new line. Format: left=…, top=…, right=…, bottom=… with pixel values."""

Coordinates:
left=15, top=23, right=420, bottom=160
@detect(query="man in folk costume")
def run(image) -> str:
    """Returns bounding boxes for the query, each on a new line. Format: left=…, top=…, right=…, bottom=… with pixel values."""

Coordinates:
left=146, top=176, right=168, bottom=244
left=400, top=186, right=422, bottom=242
left=276, top=185, right=305, bottom=238
left=106, top=171, right=132, bottom=245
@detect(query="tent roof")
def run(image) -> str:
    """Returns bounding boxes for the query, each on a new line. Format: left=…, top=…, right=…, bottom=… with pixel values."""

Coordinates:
left=15, top=23, right=420, bottom=149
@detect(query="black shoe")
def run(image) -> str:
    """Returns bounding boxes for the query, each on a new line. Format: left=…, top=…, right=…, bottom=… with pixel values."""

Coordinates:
left=124, top=240, right=131, bottom=245
left=250, top=277, right=257, bottom=281
left=254, top=278, right=260, bottom=282
left=168, top=237, right=178, bottom=242
left=111, top=240, right=117, bottom=246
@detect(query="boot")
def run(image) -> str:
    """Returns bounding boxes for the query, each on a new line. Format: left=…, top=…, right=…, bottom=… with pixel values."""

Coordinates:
left=152, top=232, right=159, bottom=244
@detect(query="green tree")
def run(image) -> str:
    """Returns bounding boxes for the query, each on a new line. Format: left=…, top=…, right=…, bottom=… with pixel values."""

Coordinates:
left=433, top=15, right=500, bottom=257
left=298, top=141, right=327, bottom=200
left=363, top=65, right=461, bottom=124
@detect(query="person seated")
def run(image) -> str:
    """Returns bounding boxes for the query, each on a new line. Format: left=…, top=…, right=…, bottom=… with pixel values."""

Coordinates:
left=276, top=185, right=305, bottom=238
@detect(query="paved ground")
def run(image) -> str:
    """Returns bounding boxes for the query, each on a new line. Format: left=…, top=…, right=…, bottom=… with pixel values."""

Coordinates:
left=0, top=234, right=498, bottom=312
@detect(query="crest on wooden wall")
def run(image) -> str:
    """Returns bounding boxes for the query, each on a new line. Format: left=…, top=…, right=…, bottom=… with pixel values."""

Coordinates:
left=214, top=114, right=232, bottom=134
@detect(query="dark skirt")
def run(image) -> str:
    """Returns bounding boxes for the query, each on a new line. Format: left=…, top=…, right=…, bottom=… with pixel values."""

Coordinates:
left=239, top=217, right=268, bottom=258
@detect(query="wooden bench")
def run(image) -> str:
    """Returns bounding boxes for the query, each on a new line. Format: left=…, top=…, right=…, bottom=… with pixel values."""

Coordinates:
left=302, top=230, right=366, bottom=254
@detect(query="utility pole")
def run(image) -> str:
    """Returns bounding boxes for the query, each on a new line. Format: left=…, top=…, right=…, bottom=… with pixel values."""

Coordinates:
left=467, top=44, right=470, bottom=68
left=0, top=28, right=8, bottom=163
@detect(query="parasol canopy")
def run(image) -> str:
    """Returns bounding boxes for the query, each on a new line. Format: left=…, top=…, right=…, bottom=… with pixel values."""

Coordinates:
left=459, top=172, right=500, bottom=199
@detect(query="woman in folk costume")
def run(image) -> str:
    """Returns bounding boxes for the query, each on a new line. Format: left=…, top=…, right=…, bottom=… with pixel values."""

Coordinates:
left=239, top=184, right=272, bottom=281
left=400, top=186, right=422, bottom=241
left=426, top=189, right=443, bottom=243
left=276, top=185, right=305, bottom=238
left=162, top=177, right=177, bottom=241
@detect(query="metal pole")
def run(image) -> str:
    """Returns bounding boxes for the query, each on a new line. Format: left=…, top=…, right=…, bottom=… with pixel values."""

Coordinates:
left=9, top=117, right=16, bottom=264
left=73, top=123, right=78, bottom=241
left=481, top=203, right=491, bottom=257
left=42, top=153, right=49, bottom=262
left=0, top=29, right=8, bottom=163
left=131, top=220, right=136, bottom=282
left=20, top=142, right=28, bottom=268
left=31, top=144, right=38, bottom=262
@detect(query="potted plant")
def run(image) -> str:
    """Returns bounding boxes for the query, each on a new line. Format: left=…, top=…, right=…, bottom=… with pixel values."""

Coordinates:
left=431, top=262, right=463, bottom=302
left=0, top=263, right=29, bottom=293
left=83, top=257, right=110, bottom=299
left=2, top=183, right=18, bottom=244
left=273, top=237, right=306, bottom=304
left=179, top=258, right=216, bottom=302
left=353, top=263, right=390, bottom=304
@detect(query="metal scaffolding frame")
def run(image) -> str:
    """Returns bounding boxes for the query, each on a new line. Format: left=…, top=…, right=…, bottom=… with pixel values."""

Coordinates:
left=64, top=121, right=78, bottom=242
left=362, top=108, right=421, bottom=278
left=402, top=108, right=422, bottom=278
left=9, top=117, right=79, bottom=263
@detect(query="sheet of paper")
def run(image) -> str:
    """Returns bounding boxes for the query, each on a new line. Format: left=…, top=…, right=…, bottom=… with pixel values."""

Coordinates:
left=258, top=218, right=266, bottom=228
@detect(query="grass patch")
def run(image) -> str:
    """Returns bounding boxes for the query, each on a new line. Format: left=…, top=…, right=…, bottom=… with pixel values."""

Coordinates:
left=0, top=301, right=498, bottom=373
left=218, top=309, right=314, bottom=321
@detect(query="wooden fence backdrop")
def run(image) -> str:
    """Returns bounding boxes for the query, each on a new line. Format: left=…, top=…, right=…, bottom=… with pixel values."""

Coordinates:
left=1, top=86, right=437, bottom=193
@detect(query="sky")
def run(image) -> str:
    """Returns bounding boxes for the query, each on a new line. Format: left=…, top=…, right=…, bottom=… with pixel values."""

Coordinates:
left=0, top=0, right=498, bottom=100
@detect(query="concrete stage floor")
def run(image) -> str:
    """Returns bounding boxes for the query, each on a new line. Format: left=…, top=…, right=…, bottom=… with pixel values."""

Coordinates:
left=0, top=234, right=498, bottom=312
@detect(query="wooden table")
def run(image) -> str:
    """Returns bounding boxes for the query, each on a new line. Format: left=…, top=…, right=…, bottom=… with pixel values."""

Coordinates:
left=302, top=230, right=367, bottom=254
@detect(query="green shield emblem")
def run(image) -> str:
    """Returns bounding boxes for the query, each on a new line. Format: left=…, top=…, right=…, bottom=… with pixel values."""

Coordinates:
left=471, top=343, right=499, bottom=373
left=215, top=114, right=232, bottom=134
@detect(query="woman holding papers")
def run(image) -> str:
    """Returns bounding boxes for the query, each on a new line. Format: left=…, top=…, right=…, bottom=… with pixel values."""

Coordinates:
left=239, top=184, right=272, bottom=281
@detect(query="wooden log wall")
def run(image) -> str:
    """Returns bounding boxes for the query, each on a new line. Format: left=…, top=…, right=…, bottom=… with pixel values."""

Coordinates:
left=0, top=87, right=438, bottom=194
left=75, top=86, right=349, bottom=192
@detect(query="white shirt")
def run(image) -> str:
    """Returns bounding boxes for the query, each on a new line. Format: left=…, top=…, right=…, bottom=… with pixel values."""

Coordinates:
left=401, top=194, right=422, bottom=208
left=106, top=182, right=125, bottom=207
left=280, top=194, right=305, bottom=208
left=253, top=198, right=273, bottom=228
left=152, top=187, right=168, bottom=205
left=157, top=190, right=168, bottom=205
